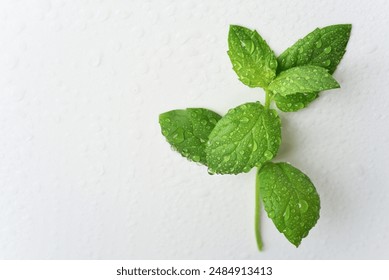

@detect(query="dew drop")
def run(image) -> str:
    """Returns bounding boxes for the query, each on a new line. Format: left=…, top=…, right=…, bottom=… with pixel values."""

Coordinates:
left=298, top=200, right=309, bottom=213
left=192, top=155, right=201, bottom=162
left=268, top=211, right=275, bottom=218
left=210, top=118, right=217, bottom=125
left=269, top=60, right=277, bottom=69
left=283, top=205, right=291, bottom=221
left=208, top=169, right=215, bottom=175
left=241, top=117, right=249, bottom=123
left=324, top=46, right=332, bottom=54
left=323, top=59, right=331, bottom=66
left=201, top=120, right=207, bottom=125
left=252, top=141, right=258, bottom=152
left=172, top=128, right=185, bottom=144
left=264, top=150, right=274, bottom=159
left=315, top=40, right=322, bottom=48
left=243, top=166, right=251, bottom=172
left=88, top=52, right=102, bottom=67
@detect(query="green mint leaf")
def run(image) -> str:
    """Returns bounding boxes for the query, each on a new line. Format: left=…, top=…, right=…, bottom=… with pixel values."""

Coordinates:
left=277, top=24, right=352, bottom=74
left=257, top=162, right=320, bottom=247
left=206, top=102, right=281, bottom=175
left=228, top=25, right=277, bottom=88
left=274, top=92, right=319, bottom=112
left=268, top=65, right=339, bottom=96
left=159, top=108, right=221, bottom=165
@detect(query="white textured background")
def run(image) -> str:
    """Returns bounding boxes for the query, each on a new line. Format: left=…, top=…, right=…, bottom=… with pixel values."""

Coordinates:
left=0, top=0, right=388, bottom=259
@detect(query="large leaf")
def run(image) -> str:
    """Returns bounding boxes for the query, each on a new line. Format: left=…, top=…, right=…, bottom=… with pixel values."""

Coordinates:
left=228, top=25, right=277, bottom=88
left=206, top=102, right=281, bottom=174
left=277, top=24, right=352, bottom=74
left=268, top=65, right=339, bottom=96
left=159, top=108, right=221, bottom=165
left=257, top=162, right=320, bottom=247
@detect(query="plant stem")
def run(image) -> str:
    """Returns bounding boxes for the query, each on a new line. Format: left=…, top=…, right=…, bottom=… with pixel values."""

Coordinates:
left=255, top=169, right=263, bottom=251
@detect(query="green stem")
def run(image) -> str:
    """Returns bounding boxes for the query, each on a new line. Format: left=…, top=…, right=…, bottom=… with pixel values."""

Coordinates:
left=264, top=90, right=271, bottom=109
left=255, top=169, right=263, bottom=251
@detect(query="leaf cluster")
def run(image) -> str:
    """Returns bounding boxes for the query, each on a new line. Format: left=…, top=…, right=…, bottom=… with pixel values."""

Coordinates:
left=159, top=24, right=351, bottom=248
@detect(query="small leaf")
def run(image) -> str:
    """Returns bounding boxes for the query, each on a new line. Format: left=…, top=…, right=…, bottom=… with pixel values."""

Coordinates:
left=228, top=25, right=277, bottom=88
left=206, top=102, right=281, bottom=175
left=277, top=24, right=352, bottom=74
left=274, top=92, right=319, bottom=112
left=257, top=162, right=320, bottom=247
left=268, top=65, right=339, bottom=96
left=159, top=108, right=221, bottom=165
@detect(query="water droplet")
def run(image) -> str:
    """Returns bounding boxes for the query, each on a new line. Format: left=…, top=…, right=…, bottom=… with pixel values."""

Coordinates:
left=268, top=211, right=275, bottom=218
left=88, top=51, right=102, bottom=67
left=239, top=150, right=245, bottom=155
left=234, top=62, right=242, bottom=70
left=283, top=205, right=290, bottom=221
left=298, top=47, right=304, bottom=53
left=192, top=155, right=201, bottom=162
left=243, top=166, right=251, bottom=172
left=172, top=128, right=184, bottom=144
left=223, top=155, right=230, bottom=162
left=208, top=168, right=215, bottom=175
left=298, top=200, right=309, bottom=213
left=199, top=138, right=206, bottom=143
left=210, top=118, right=217, bottom=125
left=264, top=151, right=274, bottom=159
left=252, top=141, right=258, bottom=152
left=324, top=46, right=332, bottom=54
left=323, top=59, right=331, bottom=66
left=315, top=40, right=322, bottom=48
left=201, top=120, right=207, bottom=125
left=241, top=117, right=249, bottom=123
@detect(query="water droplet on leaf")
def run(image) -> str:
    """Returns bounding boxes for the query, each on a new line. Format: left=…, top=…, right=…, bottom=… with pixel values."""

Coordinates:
left=241, top=117, right=249, bottom=123
left=172, top=128, right=184, bottom=144
left=324, top=46, right=332, bottom=53
left=298, top=200, right=309, bottom=213
left=264, top=150, right=274, bottom=159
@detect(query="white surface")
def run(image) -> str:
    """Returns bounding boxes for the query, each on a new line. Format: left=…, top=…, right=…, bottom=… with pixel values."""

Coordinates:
left=0, top=0, right=388, bottom=259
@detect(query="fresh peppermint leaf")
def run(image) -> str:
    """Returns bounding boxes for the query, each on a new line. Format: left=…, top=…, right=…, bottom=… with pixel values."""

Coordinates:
left=206, top=102, right=281, bottom=175
left=159, top=108, right=221, bottom=165
left=257, top=162, right=320, bottom=247
left=277, top=24, right=352, bottom=74
left=228, top=25, right=277, bottom=88
left=268, top=65, right=339, bottom=96
left=274, top=92, right=319, bottom=112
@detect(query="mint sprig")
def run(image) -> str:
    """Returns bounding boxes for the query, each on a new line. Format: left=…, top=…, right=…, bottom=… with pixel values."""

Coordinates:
left=159, top=24, right=351, bottom=250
